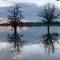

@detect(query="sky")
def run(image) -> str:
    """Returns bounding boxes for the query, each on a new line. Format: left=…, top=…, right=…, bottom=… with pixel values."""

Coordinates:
left=0, top=0, right=60, bottom=7
left=0, top=0, right=60, bottom=22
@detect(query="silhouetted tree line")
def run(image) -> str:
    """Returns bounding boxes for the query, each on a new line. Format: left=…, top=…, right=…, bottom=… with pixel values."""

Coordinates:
left=1, top=22, right=60, bottom=26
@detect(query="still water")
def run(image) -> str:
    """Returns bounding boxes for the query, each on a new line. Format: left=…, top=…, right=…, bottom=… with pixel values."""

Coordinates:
left=0, top=26, right=60, bottom=60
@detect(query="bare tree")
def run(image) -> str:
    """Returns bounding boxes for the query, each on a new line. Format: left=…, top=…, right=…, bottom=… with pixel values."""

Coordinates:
left=38, top=3, right=60, bottom=34
left=8, top=3, right=24, bottom=34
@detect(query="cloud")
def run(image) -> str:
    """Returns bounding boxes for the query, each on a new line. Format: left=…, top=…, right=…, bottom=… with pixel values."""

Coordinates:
left=0, top=0, right=13, bottom=6
left=11, top=0, right=56, bottom=5
left=0, top=0, right=59, bottom=7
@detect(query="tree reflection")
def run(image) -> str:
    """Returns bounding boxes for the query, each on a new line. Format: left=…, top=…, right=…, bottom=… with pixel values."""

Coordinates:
left=8, top=32, right=24, bottom=54
left=41, top=33, right=60, bottom=54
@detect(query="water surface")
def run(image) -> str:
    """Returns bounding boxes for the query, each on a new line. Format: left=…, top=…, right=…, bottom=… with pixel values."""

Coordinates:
left=0, top=26, right=60, bottom=60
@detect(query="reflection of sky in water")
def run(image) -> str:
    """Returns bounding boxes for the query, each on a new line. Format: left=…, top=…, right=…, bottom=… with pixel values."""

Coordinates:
left=0, top=42, right=10, bottom=51
left=0, top=26, right=30, bottom=31
left=0, top=43, right=60, bottom=60
left=0, top=26, right=60, bottom=60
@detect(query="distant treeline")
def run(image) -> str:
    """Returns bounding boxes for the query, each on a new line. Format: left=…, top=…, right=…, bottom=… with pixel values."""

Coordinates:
left=0, top=22, right=60, bottom=26
left=19, top=22, right=60, bottom=26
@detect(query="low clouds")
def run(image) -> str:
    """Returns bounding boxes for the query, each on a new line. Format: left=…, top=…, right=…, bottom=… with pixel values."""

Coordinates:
left=0, top=0, right=59, bottom=7
left=0, top=0, right=13, bottom=6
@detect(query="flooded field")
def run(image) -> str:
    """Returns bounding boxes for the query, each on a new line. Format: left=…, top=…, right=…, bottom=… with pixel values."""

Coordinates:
left=0, top=26, right=60, bottom=60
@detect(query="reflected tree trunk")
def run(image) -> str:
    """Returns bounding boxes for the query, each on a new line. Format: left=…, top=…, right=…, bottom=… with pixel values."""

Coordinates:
left=47, top=22, right=50, bottom=36
left=47, top=22, right=50, bottom=43
left=14, top=26, right=17, bottom=46
left=14, top=26, right=17, bottom=35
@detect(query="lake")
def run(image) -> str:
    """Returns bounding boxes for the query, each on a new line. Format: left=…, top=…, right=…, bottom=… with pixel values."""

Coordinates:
left=0, top=26, right=60, bottom=60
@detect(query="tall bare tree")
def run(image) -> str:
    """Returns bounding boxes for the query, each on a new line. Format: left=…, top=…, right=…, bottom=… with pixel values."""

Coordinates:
left=38, top=3, right=60, bottom=35
left=8, top=3, right=24, bottom=34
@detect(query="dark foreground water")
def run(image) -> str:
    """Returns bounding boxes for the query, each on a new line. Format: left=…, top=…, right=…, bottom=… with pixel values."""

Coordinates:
left=0, top=26, right=60, bottom=60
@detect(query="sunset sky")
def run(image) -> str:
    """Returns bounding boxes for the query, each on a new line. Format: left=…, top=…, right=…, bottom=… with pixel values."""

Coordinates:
left=0, top=0, right=60, bottom=7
